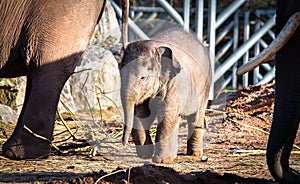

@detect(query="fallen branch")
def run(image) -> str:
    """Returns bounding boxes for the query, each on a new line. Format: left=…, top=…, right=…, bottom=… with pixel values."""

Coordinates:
left=206, top=108, right=226, bottom=114
left=228, top=118, right=269, bottom=134
left=23, top=125, right=60, bottom=151
left=0, top=155, right=9, bottom=160
left=56, top=109, right=77, bottom=141
left=228, top=150, right=300, bottom=157
left=94, top=169, right=127, bottom=184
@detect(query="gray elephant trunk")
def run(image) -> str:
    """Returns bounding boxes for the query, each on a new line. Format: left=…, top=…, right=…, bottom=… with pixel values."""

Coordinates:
left=121, top=91, right=137, bottom=145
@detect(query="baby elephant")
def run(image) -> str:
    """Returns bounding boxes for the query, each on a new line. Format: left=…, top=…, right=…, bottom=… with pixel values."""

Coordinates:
left=120, top=27, right=212, bottom=163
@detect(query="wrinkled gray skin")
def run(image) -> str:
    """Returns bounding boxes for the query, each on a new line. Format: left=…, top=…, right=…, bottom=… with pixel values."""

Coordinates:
left=0, top=0, right=106, bottom=159
left=267, top=0, right=300, bottom=183
left=120, top=28, right=211, bottom=163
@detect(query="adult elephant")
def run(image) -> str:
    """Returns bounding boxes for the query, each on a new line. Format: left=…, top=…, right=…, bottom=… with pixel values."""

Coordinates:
left=237, top=1, right=300, bottom=183
left=0, top=0, right=106, bottom=159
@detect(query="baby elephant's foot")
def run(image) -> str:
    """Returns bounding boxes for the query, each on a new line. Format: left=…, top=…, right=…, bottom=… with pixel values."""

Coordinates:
left=187, top=150, right=208, bottom=161
left=135, top=144, right=154, bottom=159
left=187, top=150, right=202, bottom=156
left=152, top=155, right=176, bottom=164
left=3, top=129, right=51, bottom=159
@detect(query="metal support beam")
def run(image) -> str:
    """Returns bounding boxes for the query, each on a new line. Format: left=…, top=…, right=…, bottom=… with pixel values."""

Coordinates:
left=183, top=0, right=190, bottom=31
left=242, top=11, right=250, bottom=87
left=232, top=11, right=239, bottom=89
left=111, top=0, right=149, bottom=40
left=216, top=0, right=247, bottom=29
left=216, top=39, right=233, bottom=61
left=214, top=15, right=276, bottom=83
left=196, top=0, right=204, bottom=41
left=216, top=21, right=234, bottom=45
left=258, top=67, right=275, bottom=85
left=208, top=0, right=217, bottom=99
left=156, top=0, right=184, bottom=25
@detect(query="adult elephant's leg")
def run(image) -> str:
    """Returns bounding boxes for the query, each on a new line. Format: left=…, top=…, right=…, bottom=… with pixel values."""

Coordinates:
left=3, top=56, right=79, bottom=159
left=2, top=75, right=33, bottom=153
left=267, top=85, right=300, bottom=183
left=267, top=43, right=300, bottom=182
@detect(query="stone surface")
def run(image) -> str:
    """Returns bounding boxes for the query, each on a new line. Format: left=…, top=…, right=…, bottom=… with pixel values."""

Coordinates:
left=58, top=0, right=122, bottom=113
left=90, top=0, right=121, bottom=48
left=15, top=77, right=26, bottom=113
left=0, top=104, right=18, bottom=124
left=61, top=45, right=121, bottom=112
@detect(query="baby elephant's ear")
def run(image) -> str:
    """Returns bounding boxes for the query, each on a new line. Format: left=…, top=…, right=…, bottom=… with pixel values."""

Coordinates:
left=156, top=46, right=181, bottom=80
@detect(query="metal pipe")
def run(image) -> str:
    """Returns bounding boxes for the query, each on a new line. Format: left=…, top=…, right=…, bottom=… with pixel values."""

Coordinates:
left=214, top=15, right=276, bottom=83
left=183, top=0, right=190, bottom=31
left=258, top=40, right=272, bottom=71
left=221, top=75, right=233, bottom=90
left=208, top=0, right=217, bottom=99
left=147, top=16, right=171, bottom=36
left=216, top=21, right=234, bottom=45
left=232, top=11, right=239, bottom=90
left=139, top=12, right=158, bottom=28
left=243, top=11, right=250, bottom=87
left=131, top=6, right=196, bottom=13
left=257, top=67, right=275, bottom=85
left=131, top=7, right=165, bottom=13
left=254, top=14, right=261, bottom=84
left=216, top=0, right=247, bottom=29
left=132, top=12, right=143, bottom=21
left=259, top=39, right=268, bottom=48
left=196, top=0, right=204, bottom=41
left=216, top=39, right=233, bottom=61
left=156, top=0, right=184, bottom=25
left=111, top=0, right=149, bottom=40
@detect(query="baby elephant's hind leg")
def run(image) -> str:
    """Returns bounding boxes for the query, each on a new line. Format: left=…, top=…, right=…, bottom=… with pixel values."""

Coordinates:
left=186, top=112, right=207, bottom=157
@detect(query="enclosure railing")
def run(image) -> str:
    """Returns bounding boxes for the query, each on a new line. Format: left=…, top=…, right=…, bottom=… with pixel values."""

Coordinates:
left=110, top=0, right=276, bottom=99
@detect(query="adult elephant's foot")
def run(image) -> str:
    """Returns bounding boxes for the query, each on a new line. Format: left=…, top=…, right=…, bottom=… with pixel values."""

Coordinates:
left=2, top=128, right=51, bottom=159
left=152, top=155, right=176, bottom=164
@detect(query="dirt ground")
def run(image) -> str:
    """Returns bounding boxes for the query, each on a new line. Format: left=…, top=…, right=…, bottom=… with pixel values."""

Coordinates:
left=0, top=81, right=299, bottom=184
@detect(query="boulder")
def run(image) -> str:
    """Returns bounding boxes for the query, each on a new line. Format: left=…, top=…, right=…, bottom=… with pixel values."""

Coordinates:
left=0, top=104, right=18, bottom=124
left=58, top=0, right=122, bottom=113
left=90, top=0, right=121, bottom=48
left=60, top=45, right=121, bottom=112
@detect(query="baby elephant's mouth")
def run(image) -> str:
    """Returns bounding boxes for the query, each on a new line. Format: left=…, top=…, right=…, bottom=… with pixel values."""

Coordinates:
left=134, top=98, right=151, bottom=118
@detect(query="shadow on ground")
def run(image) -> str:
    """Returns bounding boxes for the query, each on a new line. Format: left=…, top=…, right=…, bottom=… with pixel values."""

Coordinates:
left=0, top=164, right=274, bottom=184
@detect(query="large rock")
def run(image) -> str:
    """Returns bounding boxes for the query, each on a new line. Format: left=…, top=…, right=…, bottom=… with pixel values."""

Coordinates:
left=60, top=45, right=121, bottom=112
left=15, top=77, right=26, bottom=113
left=58, top=0, right=122, bottom=113
left=90, top=0, right=121, bottom=48
left=0, top=104, right=18, bottom=124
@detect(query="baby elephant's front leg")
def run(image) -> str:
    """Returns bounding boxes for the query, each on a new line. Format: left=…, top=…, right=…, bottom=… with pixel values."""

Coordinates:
left=132, top=101, right=155, bottom=159
left=153, top=102, right=180, bottom=164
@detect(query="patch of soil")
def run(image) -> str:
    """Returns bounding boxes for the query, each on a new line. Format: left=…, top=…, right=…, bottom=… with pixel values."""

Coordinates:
left=0, top=80, right=299, bottom=183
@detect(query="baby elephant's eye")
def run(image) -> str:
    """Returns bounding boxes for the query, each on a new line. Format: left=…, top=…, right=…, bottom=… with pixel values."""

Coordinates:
left=140, top=76, right=148, bottom=82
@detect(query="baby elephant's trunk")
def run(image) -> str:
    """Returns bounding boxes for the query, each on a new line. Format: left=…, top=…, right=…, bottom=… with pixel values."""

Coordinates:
left=121, top=92, right=136, bottom=145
